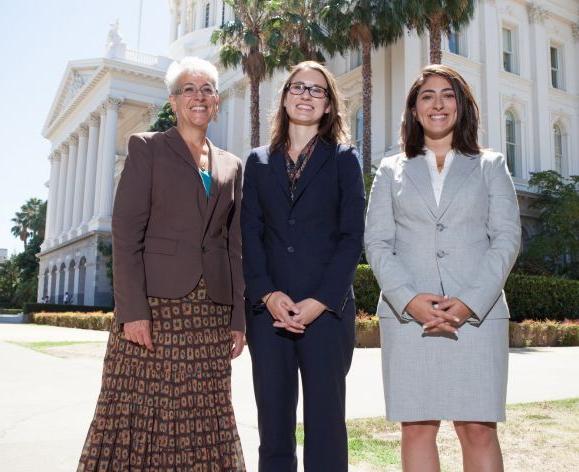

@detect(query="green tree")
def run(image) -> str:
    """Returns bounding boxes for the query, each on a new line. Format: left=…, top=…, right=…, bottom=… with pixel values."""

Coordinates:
left=211, top=0, right=282, bottom=148
left=0, top=256, right=19, bottom=306
left=149, top=102, right=176, bottom=132
left=401, top=0, right=475, bottom=64
left=518, top=171, right=579, bottom=279
left=10, top=198, right=46, bottom=250
left=322, top=0, right=405, bottom=174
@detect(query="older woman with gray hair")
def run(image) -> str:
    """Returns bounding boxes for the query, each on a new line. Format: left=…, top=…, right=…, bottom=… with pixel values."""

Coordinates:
left=78, top=56, right=246, bottom=471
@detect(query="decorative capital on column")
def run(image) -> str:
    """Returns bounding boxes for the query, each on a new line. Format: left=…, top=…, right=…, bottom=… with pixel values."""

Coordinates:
left=59, top=142, right=69, bottom=154
left=78, top=124, right=89, bottom=137
left=572, top=23, right=579, bottom=41
left=49, top=150, right=61, bottom=162
left=88, top=113, right=100, bottom=127
left=105, top=97, right=123, bottom=111
left=528, top=3, right=549, bottom=24
left=67, top=135, right=79, bottom=147
left=144, top=104, right=162, bottom=124
left=233, top=80, right=246, bottom=98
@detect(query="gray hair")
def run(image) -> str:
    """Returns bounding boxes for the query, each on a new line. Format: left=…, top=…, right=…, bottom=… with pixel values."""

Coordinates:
left=164, top=56, right=219, bottom=95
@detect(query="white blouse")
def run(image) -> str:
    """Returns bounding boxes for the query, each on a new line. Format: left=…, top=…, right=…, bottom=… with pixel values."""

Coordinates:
left=422, top=148, right=455, bottom=206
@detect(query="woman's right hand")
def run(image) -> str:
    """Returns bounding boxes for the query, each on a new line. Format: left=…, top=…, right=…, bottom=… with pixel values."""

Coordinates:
left=405, top=293, right=459, bottom=335
left=263, top=291, right=305, bottom=334
left=123, top=319, right=154, bottom=351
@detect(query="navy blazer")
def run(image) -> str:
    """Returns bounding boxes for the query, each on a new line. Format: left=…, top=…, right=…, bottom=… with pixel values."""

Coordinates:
left=241, top=139, right=365, bottom=315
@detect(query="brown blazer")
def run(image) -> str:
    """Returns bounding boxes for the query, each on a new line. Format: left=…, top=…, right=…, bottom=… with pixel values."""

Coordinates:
left=112, top=126, right=245, bottom=331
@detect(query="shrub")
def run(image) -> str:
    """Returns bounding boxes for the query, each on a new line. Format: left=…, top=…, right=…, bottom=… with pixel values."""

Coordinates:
left=354, top=265, right=579, bottom=321
left=0, top=308, right=22, bottom=314
left=32, top=312, right=113, bottom=331
left=509, top=319, right=579, bottom=347
left=23, top=303, right=113, bottom=314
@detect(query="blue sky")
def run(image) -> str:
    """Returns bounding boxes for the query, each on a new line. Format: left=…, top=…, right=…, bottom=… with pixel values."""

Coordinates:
left=0, top=0, right=170, bottom=255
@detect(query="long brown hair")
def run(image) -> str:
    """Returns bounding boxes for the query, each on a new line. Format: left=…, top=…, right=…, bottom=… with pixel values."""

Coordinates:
left=270, top=61, right=350, bottom=152
left=400, top=64, right=481, bottom=158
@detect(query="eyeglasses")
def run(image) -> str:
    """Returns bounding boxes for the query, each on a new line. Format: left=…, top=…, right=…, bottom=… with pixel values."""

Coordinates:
left=174, top=84, right=217, bottom=97
left=286, top=82, right=329, bottom=99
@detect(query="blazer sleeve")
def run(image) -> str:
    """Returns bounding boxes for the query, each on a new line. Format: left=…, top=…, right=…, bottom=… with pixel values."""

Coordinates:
left=111, top=134, right=153, bottom=324
left=228, top=159, right=246, bottom=332
left=364, top=158, right=418, bottom=318
left=241, top=151, right=277, bottom=304
left=456, top=153, right=521, bottom=324
left=311, top=146, right=365, bottom=314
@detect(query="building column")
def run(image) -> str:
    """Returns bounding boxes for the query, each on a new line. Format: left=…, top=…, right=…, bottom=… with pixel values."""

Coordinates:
left=62, top=135, right=78, bottom=238
left=96, top=98, right=122, bottom=224
left=44, top=151, right=61, bottom=245
left=72, top=125, right=89, bottom=235
left=169, top=0, right=180, bottom=42
left=81, top=114, right=101, bottom=231
left=390, top=29, right=422, bottom=150
left=54, top=143, right=69, bottom=239
left=180, top=0, right=188, bottom=34
left=480, top=0, right=501, bottom=151
left=528, top=4, right=551, bottom=174
left=91, top=105, right=108, bottom=227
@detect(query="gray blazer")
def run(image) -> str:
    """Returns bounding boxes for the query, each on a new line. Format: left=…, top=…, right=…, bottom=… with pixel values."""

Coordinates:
left=365, top=150, right=521, bottom=324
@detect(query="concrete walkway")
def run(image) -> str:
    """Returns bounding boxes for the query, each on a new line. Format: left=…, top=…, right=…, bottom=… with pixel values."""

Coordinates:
left=1, top=324, right=578, bottom=472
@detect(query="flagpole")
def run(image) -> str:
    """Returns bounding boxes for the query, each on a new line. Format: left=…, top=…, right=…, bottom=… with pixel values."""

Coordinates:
left=137, top=0, right=144, bottom=51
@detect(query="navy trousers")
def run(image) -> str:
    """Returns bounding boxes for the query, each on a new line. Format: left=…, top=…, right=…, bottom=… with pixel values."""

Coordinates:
left=245, top=299, right=356, bottom=472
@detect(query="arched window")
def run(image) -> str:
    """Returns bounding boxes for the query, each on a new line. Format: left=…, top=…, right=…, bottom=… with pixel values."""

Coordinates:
left=50, top=266, right=57, bottom=303
left=67, top=260, right=76, bottom=304
left=58, top=263, right=66, bottom=303
left=505, top=110, right=519, bottom=177
left=43, top=268, right=49, bottom=300
left=355, top=108, right=364, bottom=169
left=77, top=257, right=87, bottom=305
left=204, top=2, right=211, bottom=28
left=553, top=124, right=564, bottom=175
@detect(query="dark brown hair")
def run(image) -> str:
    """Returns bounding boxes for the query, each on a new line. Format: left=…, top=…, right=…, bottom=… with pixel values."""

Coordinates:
left=400, top=64, right=481, bottom=158
left=270, top=61, right=350, bottom=152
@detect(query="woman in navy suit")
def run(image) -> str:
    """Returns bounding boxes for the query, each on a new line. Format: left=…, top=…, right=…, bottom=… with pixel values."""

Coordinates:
left=241, top=61, right=365, bottom=472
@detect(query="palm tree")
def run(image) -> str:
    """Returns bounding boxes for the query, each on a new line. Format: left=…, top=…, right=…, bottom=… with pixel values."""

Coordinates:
left=211, top=0, right=281, bottom=148
left=401, top=0, right=475, bottom=64
left=11, top=198, right=46, bottom=250
left=322, top=1, right=405, bottom=175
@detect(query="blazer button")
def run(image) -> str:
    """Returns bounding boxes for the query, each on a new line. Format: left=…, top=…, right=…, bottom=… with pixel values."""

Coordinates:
left=436, top=223, right=446, bottom=231
left=201, top=245, right=206, bottom=253
left=288, top=218, right=296, bottom=225
left=436, top=250, right=446, bottom=258
left=287, top=246, right=295, bottom=253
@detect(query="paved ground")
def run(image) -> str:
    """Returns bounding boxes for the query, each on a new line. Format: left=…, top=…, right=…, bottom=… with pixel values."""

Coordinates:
left=1, top=324, right=578, bottom=472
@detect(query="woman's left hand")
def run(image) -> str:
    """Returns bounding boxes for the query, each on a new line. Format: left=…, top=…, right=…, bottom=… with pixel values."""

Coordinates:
left=423, top=297, right=473, bottom=332
left=273, top=298, right=326, bottom=330
left=231, top=330, right=245, bottom=359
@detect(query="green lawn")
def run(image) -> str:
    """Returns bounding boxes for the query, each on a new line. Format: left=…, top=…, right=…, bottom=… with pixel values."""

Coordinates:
left=296, top=398, right=579, bottom=471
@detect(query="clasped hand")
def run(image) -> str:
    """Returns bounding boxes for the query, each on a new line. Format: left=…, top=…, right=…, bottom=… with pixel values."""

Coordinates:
left=263, top=291, right=326, bottom=334
left=405, top=294, right=473, bottom=335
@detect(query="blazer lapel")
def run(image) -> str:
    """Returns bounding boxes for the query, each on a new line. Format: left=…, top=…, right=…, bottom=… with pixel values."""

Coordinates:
left=291, top=139, right=333, bottom=205
left=270, top=148, right=291, bottom=200
left=402, top=156, right=438, bottom=219
left=202, top=139, right=222, bottom=238
left=437, top=152, right=479, bottom=218
left=164, top=126, right=207, bottom=216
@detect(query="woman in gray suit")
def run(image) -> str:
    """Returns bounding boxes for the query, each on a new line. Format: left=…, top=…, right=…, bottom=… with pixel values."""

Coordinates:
left=365, top=64, right=520, bottom=471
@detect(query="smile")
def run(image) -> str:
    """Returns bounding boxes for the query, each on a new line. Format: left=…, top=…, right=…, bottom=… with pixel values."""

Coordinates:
left=296, top=104, right=314, bottom=111
left=429, top=114, right=448, bottom=121
left=189, top=106, right=208, bottom=111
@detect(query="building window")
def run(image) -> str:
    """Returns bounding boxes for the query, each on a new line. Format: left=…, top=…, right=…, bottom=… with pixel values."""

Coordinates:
left=505, top=110, right=518, bottom=176
left=355, top=108, right=363, bottom=168
left=550, top=46, right=563, bottom=89
left=553, top=123, right=567, bottom=176
left=502, top=27, right=518, bottom=74
left=204, top=3, right=211, bottom=28
left=447, top=29, right=467, bottom=57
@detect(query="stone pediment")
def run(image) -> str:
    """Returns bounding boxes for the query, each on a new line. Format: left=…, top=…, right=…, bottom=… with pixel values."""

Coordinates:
left=43, top=60, right=101, bottom=135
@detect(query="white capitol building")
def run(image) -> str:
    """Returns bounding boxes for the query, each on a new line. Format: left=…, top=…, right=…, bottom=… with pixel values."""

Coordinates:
left=38, top=0, right=579, bottom=306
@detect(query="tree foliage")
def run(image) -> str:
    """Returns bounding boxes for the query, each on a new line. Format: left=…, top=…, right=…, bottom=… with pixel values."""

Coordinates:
left=322, top=0, right=405, bottom=174
left=517, top=171, right=579, bottom=279
left=148, top=102, right=176, bottom=132
left=10, top=198, right=46, bottom=251
left=400, top=0, right=475, bottom=64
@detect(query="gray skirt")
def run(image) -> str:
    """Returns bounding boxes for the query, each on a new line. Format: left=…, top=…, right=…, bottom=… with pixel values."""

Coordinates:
left=379, top=317, right=509, bottom=422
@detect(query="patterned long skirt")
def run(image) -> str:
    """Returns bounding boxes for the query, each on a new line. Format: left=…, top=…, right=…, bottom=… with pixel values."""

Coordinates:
left=78, top=278, right=246, bottom=471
